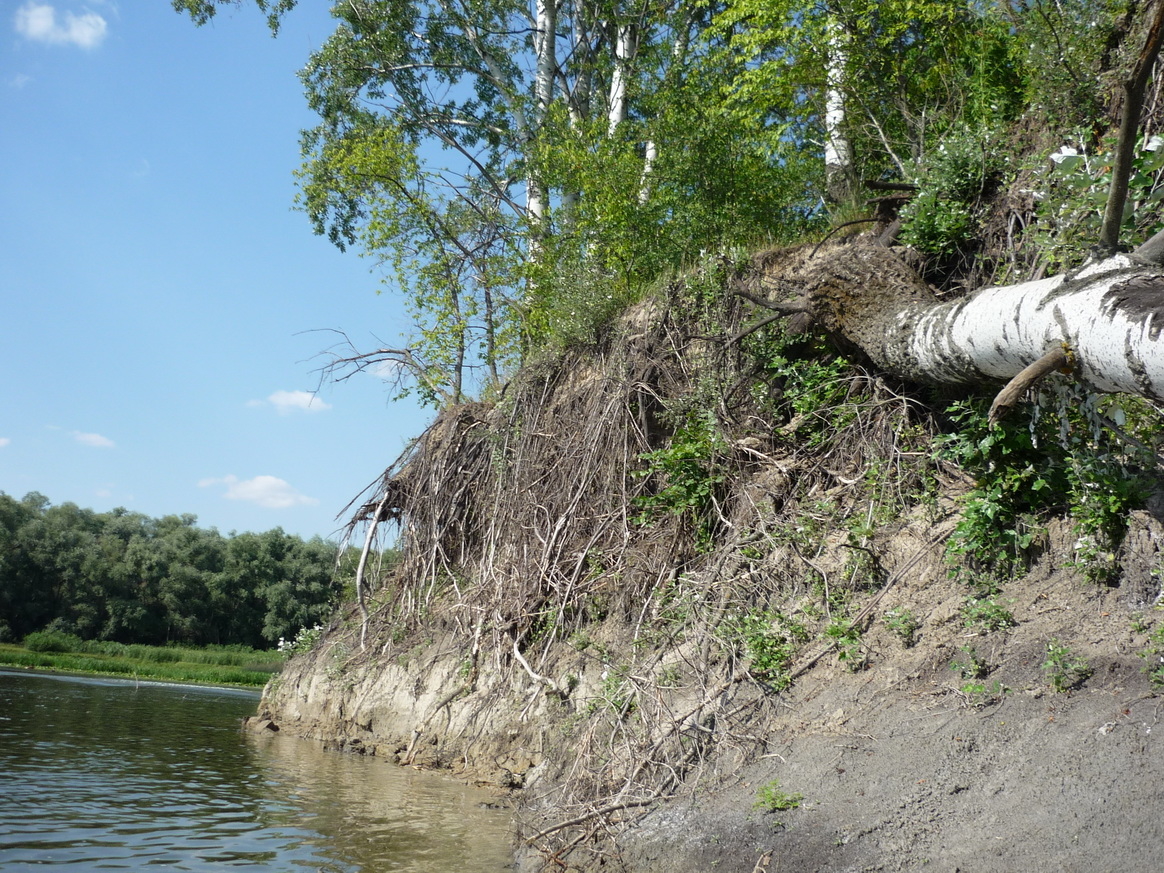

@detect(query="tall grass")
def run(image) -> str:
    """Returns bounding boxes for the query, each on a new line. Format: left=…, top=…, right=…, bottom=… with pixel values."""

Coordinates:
left=2, top=634, right=282, bottom=687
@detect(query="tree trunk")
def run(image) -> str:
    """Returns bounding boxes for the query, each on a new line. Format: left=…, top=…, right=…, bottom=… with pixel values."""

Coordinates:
left=761, top=239, right=1164, bottom=403
left=823, top=15, right=853, bottom=205
left=607, top=22, right=635, bottom=134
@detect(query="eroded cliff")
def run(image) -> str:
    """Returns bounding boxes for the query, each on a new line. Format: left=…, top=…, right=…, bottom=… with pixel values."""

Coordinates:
left=251, top=244, right=1164, bottom=872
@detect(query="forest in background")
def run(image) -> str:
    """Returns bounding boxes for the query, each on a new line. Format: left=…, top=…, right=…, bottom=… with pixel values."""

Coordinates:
left=0, top=491, right=349, bottom=650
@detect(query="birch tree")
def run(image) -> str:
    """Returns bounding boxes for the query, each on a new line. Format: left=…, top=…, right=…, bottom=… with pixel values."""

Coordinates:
left=177, top=0, right=803, bottom=401
left=714, top=0, right=1021, bottom=204
left=743, top=0, right=1164, bottom=423
left=762, top=238, right=1164, bottom=421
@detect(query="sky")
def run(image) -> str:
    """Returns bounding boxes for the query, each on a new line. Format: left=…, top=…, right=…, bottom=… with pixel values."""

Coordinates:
left=0, top=1, right=434, bottom=541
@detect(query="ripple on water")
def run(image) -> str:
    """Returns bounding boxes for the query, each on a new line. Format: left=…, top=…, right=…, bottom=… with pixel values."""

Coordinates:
left=0, top=670, right=513, bottom=872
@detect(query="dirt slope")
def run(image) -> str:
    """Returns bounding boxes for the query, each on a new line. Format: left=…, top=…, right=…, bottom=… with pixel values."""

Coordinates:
left=606, top=524, right=1164, bottom=873
left=257, top=508, right=1164, bottom=873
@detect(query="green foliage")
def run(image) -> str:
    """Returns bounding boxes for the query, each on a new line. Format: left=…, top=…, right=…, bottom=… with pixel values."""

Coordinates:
left=937, top=393, right=1152, bottom=587
left=754, top=779, right=803, bottom=813
left=1031, top=136, right=1164, bottom=272
left=723, top=609, right=808, bottom=691
left=824, top=620, right=865, bottom=671
left=589, top=664, right=636, bottom=718
left=1139, top=624, right=1164, bottom=688
left=278, top=623, right=324, bottom=656
left=0, top=640, right=281, bottom=687
left=527, top=95, right=817, bottom=351
left=1011, top=0, right=1125, bottom=132
left=634, top=410, right=728, bottom=552
left=937, top=402, right=1052, bottom=580
left=238, top=0, right=825, bottom=401
left=950, top=645, right=990, bottom=681
left=961, top=596, right=1017, bottom=632
left=173, top=0, right=1143, bottom=407
left=172, top=0, right=297, bottom=32
left=23, top=630, right=83, bottom=654
left=883, top=607, right=921, bottom=648
left=713, top=0, right=1023, bottom=209
left=900, top=125, right=1009, bottom=260
left=656, top=664, right=681, bottom=689
left=1042, top=638, right=1092, bottom=692
left=0, top=491, right=344, bottom=651
left=742, top=325, right=860, bottom=447
left=959, top=679, right=1010, bottom=705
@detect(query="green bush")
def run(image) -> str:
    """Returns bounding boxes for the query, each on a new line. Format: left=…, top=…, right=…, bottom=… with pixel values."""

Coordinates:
left=23, top=630, right=83, bottom=654
left=883, top=608, right=920, bottom=648
left=900, top=126, right=1007, bottom=259
left=722, top=609, right=807, bottom=691
left=633, top=409, right=728, bottom=552
left=1030, top=135, right=1164, bottom=273
left=1140, top=625, right=1164, bottom=688
left=754, top=779, right=803, bottom=812
left=936, top=393, right=1151, bottom=587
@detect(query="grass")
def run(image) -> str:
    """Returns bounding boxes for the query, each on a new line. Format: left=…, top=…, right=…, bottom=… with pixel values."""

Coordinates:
left=0, top=641, right=283, bottom=688
left=754, top=779, right=804, bottom=812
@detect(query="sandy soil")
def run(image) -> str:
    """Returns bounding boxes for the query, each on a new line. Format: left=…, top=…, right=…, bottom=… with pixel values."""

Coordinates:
left=586, top=517, right=1164, bottom=873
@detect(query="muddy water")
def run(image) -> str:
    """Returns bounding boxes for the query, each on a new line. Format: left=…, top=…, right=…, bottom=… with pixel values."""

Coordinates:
left=0, top=669, right=513, bottom=872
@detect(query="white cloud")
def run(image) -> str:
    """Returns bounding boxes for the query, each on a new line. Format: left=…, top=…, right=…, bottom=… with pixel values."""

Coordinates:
left=0, top=438, right=10, bottom=448
left=258, top=389, right=332, bottom=415
left=7, top=73, right=33, bottom=89
left=368, top=359, right=404, bottom=381
left=199, top=474, right=318, bottom=509
left=15, top=3, right=108, bottom=49
left=73, top=431, right=114, bottom=448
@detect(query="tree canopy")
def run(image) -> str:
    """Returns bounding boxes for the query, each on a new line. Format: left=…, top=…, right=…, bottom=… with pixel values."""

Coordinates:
left=175, top=0, right=1160, bottom=400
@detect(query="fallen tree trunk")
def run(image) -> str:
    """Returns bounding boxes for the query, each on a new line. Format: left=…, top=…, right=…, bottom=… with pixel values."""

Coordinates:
left=761, top=238, right=1164, bottom=407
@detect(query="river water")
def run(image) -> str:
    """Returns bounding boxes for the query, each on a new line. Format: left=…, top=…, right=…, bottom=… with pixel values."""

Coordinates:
left=0, top=669, right=514, bottom=872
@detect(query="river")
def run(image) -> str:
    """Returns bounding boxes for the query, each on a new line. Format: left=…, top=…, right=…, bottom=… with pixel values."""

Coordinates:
left=0, top=669, right=514, bottom=872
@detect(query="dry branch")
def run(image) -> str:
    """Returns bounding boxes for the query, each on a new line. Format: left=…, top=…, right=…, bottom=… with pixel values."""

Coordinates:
left=988, top=346, right=1072, bottom=425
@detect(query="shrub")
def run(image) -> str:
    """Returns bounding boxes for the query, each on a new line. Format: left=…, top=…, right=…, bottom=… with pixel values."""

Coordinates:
left=23, top=630, right=83, bottom=654
left=883, top=607, right=920, bottom=648
left=900, top=126, right=1007, bottom=260
left=1043, top=638, right=1092, bottom=692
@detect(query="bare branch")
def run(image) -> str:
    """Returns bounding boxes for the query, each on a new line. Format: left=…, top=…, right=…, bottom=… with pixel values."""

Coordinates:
left=988, top=346, right=1072, bottom=425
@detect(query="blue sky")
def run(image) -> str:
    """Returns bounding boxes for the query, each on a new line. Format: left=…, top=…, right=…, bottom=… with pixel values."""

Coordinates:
left=1, top=2, right=433, bottom=541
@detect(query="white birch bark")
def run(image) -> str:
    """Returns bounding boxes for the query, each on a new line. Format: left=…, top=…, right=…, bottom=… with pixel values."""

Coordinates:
left=566, top=0, right=593, bottom=125
left=823, top=16, right=852, bottom=204
left=849, top=254, right=1164, bottom=400
left=902, top=256, right=1164, bottom=398
left=639, top=140, right=657, bottom=204
left=607, top=22, right=634, bottom=134
left=527, top=0, right=557, bottom=234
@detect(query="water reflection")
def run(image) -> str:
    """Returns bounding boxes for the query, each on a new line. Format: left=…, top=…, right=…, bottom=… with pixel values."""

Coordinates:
left=0, top=670, right=513, bottom=872
left=247, top=728, right=516, bottom=872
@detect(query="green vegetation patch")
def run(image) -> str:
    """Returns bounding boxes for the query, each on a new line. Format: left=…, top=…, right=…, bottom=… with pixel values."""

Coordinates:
left=0, top=640, right=281, bottom=688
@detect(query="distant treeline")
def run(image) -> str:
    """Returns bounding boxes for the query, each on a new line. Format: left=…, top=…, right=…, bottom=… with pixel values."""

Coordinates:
left=0, top=491, right=348, bottom=649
